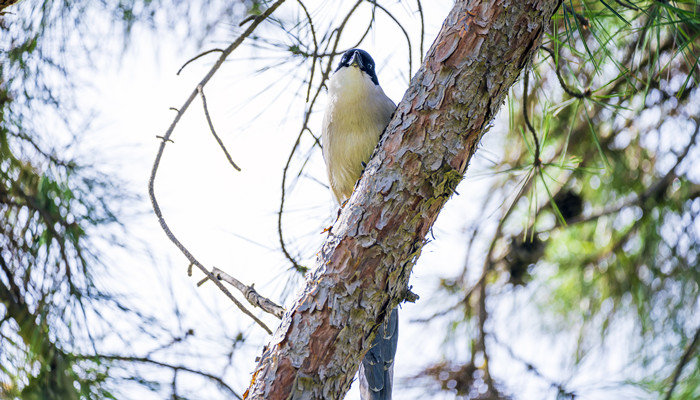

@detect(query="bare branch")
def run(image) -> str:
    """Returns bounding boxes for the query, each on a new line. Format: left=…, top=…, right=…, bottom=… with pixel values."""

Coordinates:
left=296, top=0, right=318, bottom=103
left=198, top=85, right=241, bottom=171
left=148, top=0, right=287, bottom=334
left=79, top=354, right=242, bottom=399
left=177, top=48, right=224, bottom=75
left=198, top=267, right=285, bottom=319
left=367, top=0, right=413, bottom=80
left=491, top=334, right=576, bottom=399
left=663, top=322, right=700, bottom=400
left=539, top=46, right=591, bottom=98
left=476, top=279, right=493, bottom=389
left=523, top=70, right=542, bottom=167
left=416, top=0, right=425, bottom=63
left=276, top=0, right=365, bottom=274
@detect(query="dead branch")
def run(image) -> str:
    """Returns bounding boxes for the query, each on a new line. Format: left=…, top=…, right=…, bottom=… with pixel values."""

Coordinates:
left=148, top=0, right=287, bottom=334
left=198, top=267, right=285, bottom=319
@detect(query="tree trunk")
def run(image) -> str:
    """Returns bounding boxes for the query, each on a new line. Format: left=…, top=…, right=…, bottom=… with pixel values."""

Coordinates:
left=245, top=0, right=562, bottom=398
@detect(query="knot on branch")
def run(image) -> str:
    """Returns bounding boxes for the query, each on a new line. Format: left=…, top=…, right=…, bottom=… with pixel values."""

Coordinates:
left=156, top=135, right=174, bottom=144
left=400, top=286, right=420, bottom=304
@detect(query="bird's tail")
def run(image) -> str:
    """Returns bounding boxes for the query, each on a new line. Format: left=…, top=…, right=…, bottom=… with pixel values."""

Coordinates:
left=359, top=308, right=399, bottom=400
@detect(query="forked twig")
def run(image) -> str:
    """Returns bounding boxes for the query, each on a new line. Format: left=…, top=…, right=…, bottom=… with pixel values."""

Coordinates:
left=148, top=0, right=287, bottom=334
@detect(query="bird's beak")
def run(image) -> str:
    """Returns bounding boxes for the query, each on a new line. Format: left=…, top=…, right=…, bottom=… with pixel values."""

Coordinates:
left=349, top=51, right=362, bottom=68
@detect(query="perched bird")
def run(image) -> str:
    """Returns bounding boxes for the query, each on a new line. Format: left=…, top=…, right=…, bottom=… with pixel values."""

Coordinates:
left=359, top=308, right=398, bottom=400
left=321, top=48, right=398, bottom=400
left=322, top=48, right=396, bottom=204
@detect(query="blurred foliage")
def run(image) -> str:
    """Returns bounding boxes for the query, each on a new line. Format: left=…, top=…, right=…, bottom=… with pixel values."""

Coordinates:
left=418, top=1, right=700, bottom=399
left=0, top=0, right=258, bottom=398
left=1, top=3, right=118, bottom=399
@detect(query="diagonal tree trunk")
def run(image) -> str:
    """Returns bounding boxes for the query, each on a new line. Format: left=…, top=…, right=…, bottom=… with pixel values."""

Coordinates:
left=246, top=0, right=562, bottom=398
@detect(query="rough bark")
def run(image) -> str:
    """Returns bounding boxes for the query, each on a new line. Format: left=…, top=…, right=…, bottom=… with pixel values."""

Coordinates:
left=0, top=0, right=20, bottom=12
left=245, top=0, right=561, bottom=399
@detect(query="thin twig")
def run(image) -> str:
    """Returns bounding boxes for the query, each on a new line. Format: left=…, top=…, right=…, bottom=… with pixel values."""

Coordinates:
left=539, top=45, right=591, bottom=98
left=145, top=330, right=195, bottom=358
left=198, top=267, right=285, bottom=319
left=148, top=0, right=287, bottom=334
left=198, top=85, right=241, bottom=171
left=491, top=334, right=575, bottom=398
left=79, top=354, right=242, bottom=399
left=171, top=368, right=178, bottom=399
left=416, top=0, right=425, bottom=63
left=7, top=130, right=76, bottom=168
left=612, top=0, right=639, bottom=11
left=296, top=0, right=318, bottom=103
left=156, top=135, right=174, bottom=143
left=367, top=0, right=413, bottom=80
left=476, top=278, right=494, bottom=389
left=277, top=0, right=365, bottom=274
left=239, top=14, right=257, bottom=26
left=664, top=324, right=700, bottom=400
left=177, top=48, right=224, bottom=75
left=523, top=70, right=542, bottom=166
left=563, top=3, right=590, bottom=29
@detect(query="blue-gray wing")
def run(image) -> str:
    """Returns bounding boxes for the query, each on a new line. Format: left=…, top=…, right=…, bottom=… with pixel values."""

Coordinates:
left=359, top=308, right=399, bottom=400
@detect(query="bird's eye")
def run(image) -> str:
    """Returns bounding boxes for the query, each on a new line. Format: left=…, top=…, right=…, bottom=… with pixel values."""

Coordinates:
left=367, top=64, right=373, bottom=69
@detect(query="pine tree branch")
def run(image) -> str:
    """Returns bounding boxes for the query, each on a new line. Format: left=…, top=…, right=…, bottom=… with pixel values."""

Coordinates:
left=148, top=0, right=287, bottom=334
left=245, top=1, right=563, bottom=398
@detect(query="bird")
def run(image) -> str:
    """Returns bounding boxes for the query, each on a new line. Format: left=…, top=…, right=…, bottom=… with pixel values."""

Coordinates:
left=322, top=48, right=397, bottom=205
left=321, top=48, right=398, bottom=400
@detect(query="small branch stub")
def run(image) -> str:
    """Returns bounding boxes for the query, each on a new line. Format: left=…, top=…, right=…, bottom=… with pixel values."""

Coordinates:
left=201, top=267, right=285, bottom=319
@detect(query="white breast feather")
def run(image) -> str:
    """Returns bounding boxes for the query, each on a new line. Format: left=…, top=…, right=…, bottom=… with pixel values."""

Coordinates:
left=322, top=67, right=396, bottom=204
